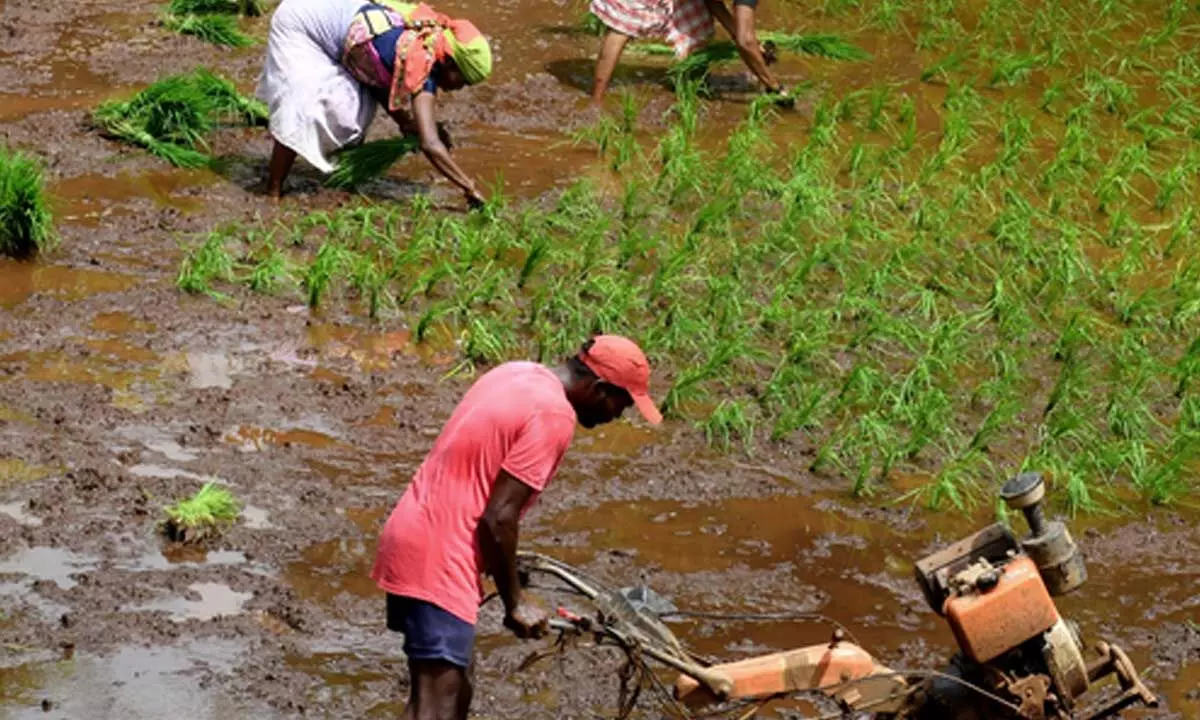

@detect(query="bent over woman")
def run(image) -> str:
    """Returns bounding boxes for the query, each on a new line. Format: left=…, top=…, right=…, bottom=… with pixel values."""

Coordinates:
left=257, top=0, right=492, bottom=207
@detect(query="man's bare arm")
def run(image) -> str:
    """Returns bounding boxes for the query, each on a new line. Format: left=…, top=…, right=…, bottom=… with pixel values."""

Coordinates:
left=478, top=469, right=548, bottom=637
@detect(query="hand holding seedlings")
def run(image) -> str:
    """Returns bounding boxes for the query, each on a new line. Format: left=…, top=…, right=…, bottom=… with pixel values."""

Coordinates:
left=466, top=187, right=486, bottom=210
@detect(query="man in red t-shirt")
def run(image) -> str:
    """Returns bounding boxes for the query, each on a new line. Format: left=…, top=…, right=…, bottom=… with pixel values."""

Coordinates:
left=371, top=335, right=662, bottom=720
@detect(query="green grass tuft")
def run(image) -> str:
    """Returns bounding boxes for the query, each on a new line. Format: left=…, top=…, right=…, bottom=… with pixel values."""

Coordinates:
left=0, top=147, right=56, bottom=259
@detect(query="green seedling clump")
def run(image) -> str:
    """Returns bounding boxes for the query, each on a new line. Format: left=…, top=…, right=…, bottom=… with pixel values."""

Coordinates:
left=0, top=146, right=55, bottom=259
left=162, top=0, right=262, bottom=47
left=162, top=482, right=242, bottom=543
left=93, top=69, right=267, bottom=168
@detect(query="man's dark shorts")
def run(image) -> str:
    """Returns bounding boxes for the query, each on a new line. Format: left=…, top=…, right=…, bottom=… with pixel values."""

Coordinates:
left=733, top=0, right=759, bottom=8
left=386, top=594, right=475, bottom=668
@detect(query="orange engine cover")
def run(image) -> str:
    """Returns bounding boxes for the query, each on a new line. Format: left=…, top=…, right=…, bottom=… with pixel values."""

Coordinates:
left=944, top=555, right=1059, bottom=663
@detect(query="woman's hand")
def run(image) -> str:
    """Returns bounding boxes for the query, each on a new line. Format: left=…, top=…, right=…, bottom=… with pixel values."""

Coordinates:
left=465, top=187, right=486, bottom=210
left=412, top=92, right=484, bottom=208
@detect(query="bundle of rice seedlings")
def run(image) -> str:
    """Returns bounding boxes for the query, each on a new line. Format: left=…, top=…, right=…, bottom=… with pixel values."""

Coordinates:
left=326, top=135, right=421, bottom=190
left=92, top=69, right=267, bottom=168
left=631, top=32, right=871, bottom=79
left=0, top=146, right=56, bottom=258
left=169, top=0, right=262, bottom=15
left=163, top=13, right=254, bottom=47
left=162, top=0, right=263, bottom=47
left=161, top=481, right=242, bottom=543
left=580, top=11, right=605, bottom=36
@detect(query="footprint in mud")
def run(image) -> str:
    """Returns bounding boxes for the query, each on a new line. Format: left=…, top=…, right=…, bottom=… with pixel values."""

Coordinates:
left=0, top=501, right=43, bottom=527
left=2, top=639, right=257, bottom=719
left=126, top=582, right=252, bottom=622
left=0, top=546, right=99, bottom=590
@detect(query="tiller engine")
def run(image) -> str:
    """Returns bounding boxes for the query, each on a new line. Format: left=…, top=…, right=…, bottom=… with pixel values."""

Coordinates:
left=671, top=472, right=1158, bottom=718
left=520, top=472, right=1159, bottom=719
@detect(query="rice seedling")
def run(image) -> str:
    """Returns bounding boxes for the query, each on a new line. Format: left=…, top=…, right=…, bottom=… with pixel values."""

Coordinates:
left=163, top=12, right=253, bottom=47
left=304, top=242, right=353, bottom=309
left=821, top=0, right=861, bottom=15
left=462, top=316, right=517, bottom=365
left=651, top=32, right=869, bottom=82
left=1081, top=68, right=1135, bottom=114
left=161, top=482, right=241, bottom=543
left=1162, top=206, right=1194, bottom=259
left=1136, top=432, right=1197, bottom=505
left=868, top=0, right=908, bottom=30
left=247, top=241, right=294, bottom=294
left=700, top=400, right=757, bottom=453
left=1174, top=337, right=1200, bottom=399
left=916, top=15, right=965, bottom=51
left=168, top=0, right=262, bottom=17
left=177, top=231, right=235, bottom=295
left=1094, top=143, right=1151, bottom=212
left=1039, top=80, right=1067, bottom=113
left=162, top=0, right=262, bottom=46
left=578, top=11, right=605, bottom=36
left=0, top=147, right=56, bottom=258
left=93, top=69, right=266, bottom=168
left=1155, top=160, right=1191, bottom=211
left=996, top=104, right=1034, bottom=175
left=989, top=51, right=1045, bottom=87
left=348, top=251, right=396, bottom=319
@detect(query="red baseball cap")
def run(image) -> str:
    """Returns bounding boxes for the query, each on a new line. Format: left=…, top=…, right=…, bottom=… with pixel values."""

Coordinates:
left=578, top=335, right=663, bottom=425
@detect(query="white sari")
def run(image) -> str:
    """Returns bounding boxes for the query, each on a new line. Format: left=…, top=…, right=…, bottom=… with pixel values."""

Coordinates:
left=255, top=0, right=377, bottom=172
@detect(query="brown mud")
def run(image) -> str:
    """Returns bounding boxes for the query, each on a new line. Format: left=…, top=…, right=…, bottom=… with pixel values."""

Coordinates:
left=1, top=0, right=1198, bottom=717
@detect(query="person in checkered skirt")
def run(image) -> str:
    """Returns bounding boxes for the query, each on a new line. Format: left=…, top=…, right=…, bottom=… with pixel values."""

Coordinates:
left=589, top=0, right=784, bottom=103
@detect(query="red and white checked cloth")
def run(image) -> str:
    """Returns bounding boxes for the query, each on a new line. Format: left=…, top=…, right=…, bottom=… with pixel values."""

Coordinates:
left=590, top=0, right=714, bottom=58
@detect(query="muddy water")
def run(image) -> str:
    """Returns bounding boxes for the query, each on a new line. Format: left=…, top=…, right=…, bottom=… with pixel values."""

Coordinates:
left=0, top=303, right=1196, bottom=717
left=0, top=260, right=139, bottom=310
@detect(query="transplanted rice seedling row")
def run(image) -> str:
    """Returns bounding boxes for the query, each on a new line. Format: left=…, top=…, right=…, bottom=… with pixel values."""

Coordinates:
left=180, top=0, right=1200, bottom=512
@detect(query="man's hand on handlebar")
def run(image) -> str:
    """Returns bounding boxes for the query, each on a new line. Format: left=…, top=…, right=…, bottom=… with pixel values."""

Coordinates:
left=504, top=599, right=549, bottom=640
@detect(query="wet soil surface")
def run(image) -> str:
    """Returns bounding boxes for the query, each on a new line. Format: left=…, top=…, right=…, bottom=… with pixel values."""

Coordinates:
left=2, top=0, right=1199, bottom=717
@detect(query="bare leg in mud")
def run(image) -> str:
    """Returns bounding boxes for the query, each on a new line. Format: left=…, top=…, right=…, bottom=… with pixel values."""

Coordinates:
left=404, top=659, right=472, bottom=720
left=592, top=30, right=630, bottom=104
left=703, top=0, right=782, bottom=93
left=266, top=140, right=297, bottom=199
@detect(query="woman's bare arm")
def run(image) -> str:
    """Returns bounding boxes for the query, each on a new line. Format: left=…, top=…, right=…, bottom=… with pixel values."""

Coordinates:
left=411, top=91, right=485, bottom=207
